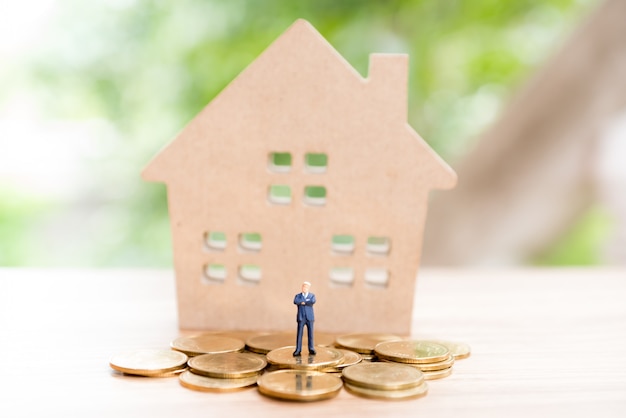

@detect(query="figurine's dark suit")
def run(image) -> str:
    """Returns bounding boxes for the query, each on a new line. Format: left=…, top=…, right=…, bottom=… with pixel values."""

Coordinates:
left=293, top=292, right=316, bottom=355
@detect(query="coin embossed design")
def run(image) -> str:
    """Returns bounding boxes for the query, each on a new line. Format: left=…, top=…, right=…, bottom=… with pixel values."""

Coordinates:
left=145, top=367, right=188, bottom=378
left=422, top=366, right=453, bottom=380
left=179, top=370, right=258, bottom=391
left=320, top=349, right=362, bottom=372
left=341, top=362, right=424, bottom=391
left=380, top=354, right=455, bottom=371
left=427, top=340, right=471, bottom=360
left=257, top=370, right=343, bottom=402
left=246, top=332, right=336, bottom=354
left=109, top=349, right=188, bottom=376
left=335, top=333, right=403, bottom=354
left=374, top=340, right=450, bottom=364
left=170, top=335, right=245, bottom=356
left=266, top=346, right=344, bottom=370
left=344, top=381, right=429, bottom=400
left=187, top=352, right=267, bottom=378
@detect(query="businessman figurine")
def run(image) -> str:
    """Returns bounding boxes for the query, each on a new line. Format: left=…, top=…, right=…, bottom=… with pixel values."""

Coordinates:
left=293, top=281, right=316, bottom=356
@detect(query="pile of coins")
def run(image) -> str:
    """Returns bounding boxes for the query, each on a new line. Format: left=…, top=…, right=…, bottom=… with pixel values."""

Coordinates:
left=342, top=362, right=428, bottom=400
left=375, top=340, right=462, bottom=380
left=109, top=331, right=470, bottom=402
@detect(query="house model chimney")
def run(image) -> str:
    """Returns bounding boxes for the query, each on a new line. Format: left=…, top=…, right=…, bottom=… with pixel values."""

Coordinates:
left=368, top=54, right=409, bottom=122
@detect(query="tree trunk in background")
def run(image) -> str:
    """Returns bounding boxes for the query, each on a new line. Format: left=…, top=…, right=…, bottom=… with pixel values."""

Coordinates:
left=422, top=0, right=626, bottom=266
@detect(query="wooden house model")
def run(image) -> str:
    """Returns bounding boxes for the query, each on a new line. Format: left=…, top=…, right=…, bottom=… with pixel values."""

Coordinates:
left=142, top=19, right=456, bottom=334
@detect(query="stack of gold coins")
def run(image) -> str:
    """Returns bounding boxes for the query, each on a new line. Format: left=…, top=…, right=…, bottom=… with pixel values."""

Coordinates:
left=374, top=340, right=460, bottom=380
left=258, top=346, right=346, bottom=401
left=109, top=331, right=470, bottom=401
left=109, top=349, right=188, bottom=377
left=341, top=362, right=428, bottom=400
left=180, top=352, right=267, bottom=392
left=319, top=349, right=362, bottom=373
left=257, top=369, right=343, bottom=402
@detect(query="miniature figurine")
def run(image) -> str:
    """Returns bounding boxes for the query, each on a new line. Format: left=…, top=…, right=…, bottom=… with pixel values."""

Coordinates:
left=293, top=281, right=316, bottom=356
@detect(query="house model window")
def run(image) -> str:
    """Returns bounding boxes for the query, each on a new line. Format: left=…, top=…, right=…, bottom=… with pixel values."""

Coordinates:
left=365, top=268, right=389, bottom=288
left=331, top=234, right=355, bottom=254
left=305, top=153, right=328, bottom=173
left=141, top=19, right=457, bottom=334
left=367, top=236, right=391, bottom=255
left=303, top=185, right=327, bottom=206
left=238, top=264, right=262, bottom=284
left=268, top=184, right=292, bottom=205
left=204, top=264, right=227, bottom=283
left=204, top=231, right=227, bottom=251
left=239, top=233, right=262, bottom=252
left=329, top=267, right=354, bottom=287
left=268, top=152, right=292, bottom=173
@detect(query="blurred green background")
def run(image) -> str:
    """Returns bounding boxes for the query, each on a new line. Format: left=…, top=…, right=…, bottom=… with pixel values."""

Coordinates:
left=0, top=0, right=601, bottom=267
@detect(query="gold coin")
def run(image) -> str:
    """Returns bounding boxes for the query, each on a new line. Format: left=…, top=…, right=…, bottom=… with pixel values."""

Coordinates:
left=320, top=349, right=362, bottom=372
left=187, top=352, right=267, bottom=378
left=179, top=370, right=258, bottom=391
left=374, top=340, right=449, bottom=364
left=146, top=367, right=188, bottom=378
left=341, top=362, right=424, bottom=391
left=109, top=349, right=188, bottom=376
left=335, top=333, right=403, bottom=354
left=344, top=381, right=428, bottom=400
left=115, top=367, right=188, bottom=378
left=245, top=332, right=336, bottom=354
left=266, top=346, right=344, bottom=370
left=257, top=370, right=343, bottom=402
left=170, top=335, right=245, bottom=356
left=428, top=340, right=471, bottom=360
left=422, top=366, right=453, bottom=380
left=380, top=354, right=454, bottom=371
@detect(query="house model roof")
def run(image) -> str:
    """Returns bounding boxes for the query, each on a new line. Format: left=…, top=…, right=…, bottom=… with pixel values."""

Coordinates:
left=142, top=19, right=456, bottom=334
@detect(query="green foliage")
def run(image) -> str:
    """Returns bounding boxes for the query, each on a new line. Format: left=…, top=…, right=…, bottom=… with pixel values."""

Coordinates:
left=1, top=0, right=594, bottom=266
left=532, top=207, right=614, bottom=266
left=0, top=185, right=55, bottom=266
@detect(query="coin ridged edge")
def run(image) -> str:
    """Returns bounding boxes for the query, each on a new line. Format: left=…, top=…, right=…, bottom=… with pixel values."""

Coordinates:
left=109, top=350, right=189, bottom=376
left=341, top=363, right=424, bottom=391
left=256, top=370, right=343, bottom=402
left=344, top=381, right=428, bottom=400
left=422, top=367, right=453, bottom=380
left=179, top=370, right=258, bottom=392
left=187, top=353, right=267, bottom=378
left=112, top=366, right=188, bottom=378
left=265, top=346, right=344, bottom=370
left=374, top=341, right=450, bottom=364
left=378, top=354, right=455, bottom=371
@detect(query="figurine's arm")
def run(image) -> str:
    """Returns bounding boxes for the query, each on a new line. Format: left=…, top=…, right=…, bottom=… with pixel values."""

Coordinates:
left=307, top=294, right=316, bottom=305
left=294, top=294, right=301, bottom=305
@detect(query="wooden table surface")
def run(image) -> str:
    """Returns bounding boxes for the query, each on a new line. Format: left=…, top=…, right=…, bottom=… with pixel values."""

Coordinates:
left=1, top=268, right=625, bottom=417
